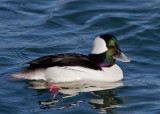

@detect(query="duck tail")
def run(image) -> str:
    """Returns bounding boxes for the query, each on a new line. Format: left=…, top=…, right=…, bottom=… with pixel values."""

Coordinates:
left=10, top=67, right=46, bottom=80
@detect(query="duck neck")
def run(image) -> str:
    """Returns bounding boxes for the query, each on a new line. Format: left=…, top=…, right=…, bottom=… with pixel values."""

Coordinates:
left=103, top=53, right=115, bottom=67
left=89, top=52, right=115, bottom=67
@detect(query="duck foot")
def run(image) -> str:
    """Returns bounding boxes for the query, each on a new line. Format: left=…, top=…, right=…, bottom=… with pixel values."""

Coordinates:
left=48, top=83, right=62, bottom=99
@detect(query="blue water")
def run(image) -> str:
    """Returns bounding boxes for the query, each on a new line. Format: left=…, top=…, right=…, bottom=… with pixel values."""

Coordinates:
left=0, top=0, right=160, bottom=113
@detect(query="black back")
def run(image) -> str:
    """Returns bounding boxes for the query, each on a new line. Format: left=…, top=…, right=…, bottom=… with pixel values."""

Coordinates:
left=25, top=53, right=102, bottom=70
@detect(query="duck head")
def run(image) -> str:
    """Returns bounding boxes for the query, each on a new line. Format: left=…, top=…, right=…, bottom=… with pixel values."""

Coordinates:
left=90, top=34, right=130, bottom=67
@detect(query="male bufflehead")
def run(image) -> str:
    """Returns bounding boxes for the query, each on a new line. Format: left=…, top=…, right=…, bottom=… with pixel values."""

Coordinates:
left=11, top=34, right=130, bottom=83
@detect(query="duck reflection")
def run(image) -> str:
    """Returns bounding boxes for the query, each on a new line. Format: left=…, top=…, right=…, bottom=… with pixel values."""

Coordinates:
left=26, top=80, right=124, bottom=113
left=90, top=90, right=123, bottom=113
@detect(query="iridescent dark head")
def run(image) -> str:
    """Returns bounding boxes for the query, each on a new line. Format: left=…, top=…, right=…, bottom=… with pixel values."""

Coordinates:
left=90, top=34, right=130, bottom=67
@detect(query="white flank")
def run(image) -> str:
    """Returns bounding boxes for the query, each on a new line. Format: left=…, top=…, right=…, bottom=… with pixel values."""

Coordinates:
left=11, top=65, right=123, bottom=83
left=91, top=36, right=108, bottom=54
left=45, top=64, right=123, bottom=83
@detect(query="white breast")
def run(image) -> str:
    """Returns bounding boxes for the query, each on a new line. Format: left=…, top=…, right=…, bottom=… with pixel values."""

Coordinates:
left=45, top=64, right=123, bottom=83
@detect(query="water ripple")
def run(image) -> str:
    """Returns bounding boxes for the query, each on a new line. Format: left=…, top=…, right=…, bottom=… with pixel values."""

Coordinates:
left=0, top=0, right=160, bottom=114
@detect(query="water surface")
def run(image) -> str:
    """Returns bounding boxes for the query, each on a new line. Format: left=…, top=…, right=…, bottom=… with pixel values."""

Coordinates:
left=0, top=0, right=160, bottom=114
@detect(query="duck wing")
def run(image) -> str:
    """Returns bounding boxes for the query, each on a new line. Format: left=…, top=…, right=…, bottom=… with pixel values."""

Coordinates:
left=25, top=53, right=102, bottom=70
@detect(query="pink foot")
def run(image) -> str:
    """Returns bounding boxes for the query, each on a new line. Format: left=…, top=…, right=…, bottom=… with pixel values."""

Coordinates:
left=48, top=83, right=62, bottom=99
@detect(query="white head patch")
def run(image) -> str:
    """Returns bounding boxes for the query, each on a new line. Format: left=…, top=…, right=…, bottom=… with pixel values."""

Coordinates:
left=91, top=36, right=108, bottom=54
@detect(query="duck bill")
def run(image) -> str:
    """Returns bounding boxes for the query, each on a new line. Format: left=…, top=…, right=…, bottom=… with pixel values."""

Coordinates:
left=114, top=52, right=131, bottom=62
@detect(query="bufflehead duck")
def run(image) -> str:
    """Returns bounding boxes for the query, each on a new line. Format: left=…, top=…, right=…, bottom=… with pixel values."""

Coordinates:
left=11, top=34, right=130, bottom=83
